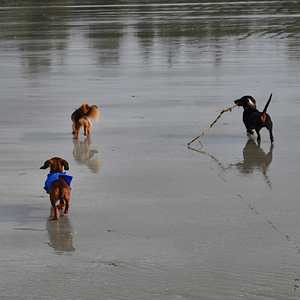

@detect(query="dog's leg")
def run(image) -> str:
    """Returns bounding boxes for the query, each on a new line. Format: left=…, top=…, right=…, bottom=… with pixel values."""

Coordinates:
left=72, top=125, right=80, bottom=139
left=87, top=120, right=92, bottom=134
left=84, top=124, right=88, bottom=136
left=74, top=128, right=80, bottom=139
left=72, top=122, right=76, bottom=134
left=64, top=193, right=70, bottom=214
left=53, top=204, right=59, bottom=220
left=255, top=129, right=261, bottom=142
left=265, top=122, right=274, bottom=143
left=269, top=130, right=274, bottom=143
left=64, top=200, right=69, bottom=214
left=57, top=203, right=65, bottom=210
left=84, top=119, right=92, bottom=136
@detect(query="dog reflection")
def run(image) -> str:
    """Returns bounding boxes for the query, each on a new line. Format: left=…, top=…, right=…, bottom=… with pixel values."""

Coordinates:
left=46, top=212, right=75, bottom=255
left=233, top=138, right=273, bottom=176
left=72, top=135, right=101, bottom=173
left=188, top=138, right=273, bottom=186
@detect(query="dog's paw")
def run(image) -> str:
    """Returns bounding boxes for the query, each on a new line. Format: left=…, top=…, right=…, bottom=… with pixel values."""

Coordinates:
left=57, top=204, right=65, bottom=210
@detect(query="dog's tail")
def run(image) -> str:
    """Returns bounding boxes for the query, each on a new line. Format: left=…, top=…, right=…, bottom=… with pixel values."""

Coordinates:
left=59, top=188, right=64, bottom=206
left=263, top=93, right=273, bottom=113
left=261, top=93, right=272, bottom=124
left=85, top=105, right=100, bottom=121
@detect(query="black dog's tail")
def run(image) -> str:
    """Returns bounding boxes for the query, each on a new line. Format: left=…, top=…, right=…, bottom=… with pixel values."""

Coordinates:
left=263, top=93, right=273, bottom=113
left=261, top=93, right=272, bottom=124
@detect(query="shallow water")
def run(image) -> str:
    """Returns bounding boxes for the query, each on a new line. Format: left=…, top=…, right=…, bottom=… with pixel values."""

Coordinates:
left=1, top=1, right=300, bottom=299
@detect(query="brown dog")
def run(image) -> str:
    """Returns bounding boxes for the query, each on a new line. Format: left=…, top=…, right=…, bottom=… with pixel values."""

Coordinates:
left=71, top=104, right=100, bottom=139
left=40, top=157, right=73, bottom=220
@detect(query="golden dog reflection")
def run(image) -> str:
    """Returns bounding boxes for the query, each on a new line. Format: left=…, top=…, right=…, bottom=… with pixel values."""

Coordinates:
left=46, top=212, right=75, bottom=255
left=72, top=135, right=101, bottom=173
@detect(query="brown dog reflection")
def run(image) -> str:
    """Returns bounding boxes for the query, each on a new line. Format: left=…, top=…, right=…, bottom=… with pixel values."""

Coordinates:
left=46, top=212, right=75, bottom=255
left=72, top=135, right=101, bottom=173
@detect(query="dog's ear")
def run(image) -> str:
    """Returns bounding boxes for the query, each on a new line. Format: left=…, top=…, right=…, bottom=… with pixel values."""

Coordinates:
left=61, top=159, right=69, bottom=171
left=247, top=97, right=257, bottom=109
left=40, top=159, right=52, bottom=170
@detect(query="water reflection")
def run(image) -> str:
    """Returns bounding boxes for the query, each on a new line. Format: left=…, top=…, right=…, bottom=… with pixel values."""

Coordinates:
left=230, top=139, right=274, bottom=187
left=189, top=138, right=274, bottom=187
left=72, top=135, right=101, bottom=173
left=1, top=1, right=300, bottom=74
left=232, top=139, right=274, bottom=176
left=46, top=212, right=75, bottom=255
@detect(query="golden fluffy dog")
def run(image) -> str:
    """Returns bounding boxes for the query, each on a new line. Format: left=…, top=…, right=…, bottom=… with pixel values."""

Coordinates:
left=71, top=104, right=100, bottom=139
left=40, top=157, right=73, bottom=220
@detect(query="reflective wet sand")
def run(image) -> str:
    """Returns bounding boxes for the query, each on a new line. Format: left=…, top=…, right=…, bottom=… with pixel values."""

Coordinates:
left=1, top=2, right=300, bottom=299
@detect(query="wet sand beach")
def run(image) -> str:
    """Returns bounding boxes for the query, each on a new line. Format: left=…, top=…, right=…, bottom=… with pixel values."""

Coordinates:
left=1, top=1, right=300, bottom=299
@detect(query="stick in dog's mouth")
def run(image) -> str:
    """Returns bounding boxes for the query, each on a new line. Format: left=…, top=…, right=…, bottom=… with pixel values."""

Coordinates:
left=188, top=103, right=238, bottom=146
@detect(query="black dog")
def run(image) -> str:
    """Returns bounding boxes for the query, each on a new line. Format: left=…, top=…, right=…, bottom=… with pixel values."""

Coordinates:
left=234, top=93, right=274, bottom=143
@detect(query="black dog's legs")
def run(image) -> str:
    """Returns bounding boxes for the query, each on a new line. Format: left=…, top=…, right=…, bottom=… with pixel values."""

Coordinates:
left=255, top=129, right=261, bottom=142
left=269, top=130, right=274, bottom=143
left=255, top=127, right=274, bottom=143
left=266, top=123, right=274, bottom=143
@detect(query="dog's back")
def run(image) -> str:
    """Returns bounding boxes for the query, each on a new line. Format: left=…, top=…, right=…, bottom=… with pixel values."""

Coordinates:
left=71, top=109, right=85, bottom=123
left=71, top=104, right=100, bottom=122
left=49, top=176, right=70, bottom=200
left=48, top=176, right=71, bottom=220
left=244, top=94, right=273, bottom=129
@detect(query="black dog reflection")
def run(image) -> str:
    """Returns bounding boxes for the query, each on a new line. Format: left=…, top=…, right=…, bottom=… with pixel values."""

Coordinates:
left=188, top=138, right=274, bottom=186
left=233, top=138, right=273, bottom=176
left=46, top=211, right=75, bottom=255
left=72, top=135, right=101, bottom=173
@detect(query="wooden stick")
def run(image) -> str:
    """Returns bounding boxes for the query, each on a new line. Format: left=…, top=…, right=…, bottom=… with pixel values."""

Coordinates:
left=188, top=103, right=238, bottom=146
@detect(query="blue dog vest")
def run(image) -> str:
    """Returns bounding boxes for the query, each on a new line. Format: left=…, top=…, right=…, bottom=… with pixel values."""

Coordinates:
left=44, top=172, right=73, bottom=192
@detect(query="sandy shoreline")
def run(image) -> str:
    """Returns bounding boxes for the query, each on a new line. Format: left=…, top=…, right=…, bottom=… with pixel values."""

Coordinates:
left=1, top=2, right=300, bottom=299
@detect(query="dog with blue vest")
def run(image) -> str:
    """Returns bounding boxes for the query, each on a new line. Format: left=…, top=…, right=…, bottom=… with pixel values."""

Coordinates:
left=40, top=157, right=73, bottom=220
